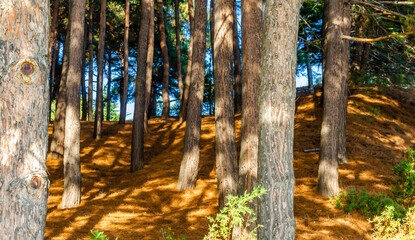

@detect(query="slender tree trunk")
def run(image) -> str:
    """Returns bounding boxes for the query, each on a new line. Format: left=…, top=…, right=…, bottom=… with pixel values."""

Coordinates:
left=50, top=18, right=71, bottom=159
left=0, top=0, right=50, bottom=237
left=210, top=0, right=214, bottom=116
left=257, top=1, right=301, bottom=238
left=361, top=43, right=370, bottom=70
left=158, top=0, right=170, bottom=119
left=94, top=0, right=107, bottom=139
left=61, top=0, right=86, bottom=209
left=49, top=0, right=60, bottom=116
left=232, top=0, right=242, bottom=114
left=88, top=0, right=94, bottom=121
left=144, top=0, right=155, bottom=133
left=131, top=0, right=152, bottom=172
left=177, top=0, right=208, bottom=191
left=50, top=40, right=61, bottom=102
left=175, top=0, right=184, bottom=102
left=318, top=0, right=350, bottom=197
left=119, top=0, right=130, bottom=124
left=179, top=0, right=194, bottom=122
left=214, top=0, right=238, bottom=209
left=81, top=25, right=88, bottom=121
left=235, top=0, right=263, bottom=235
left=306, top=52, right=315, bottom=93
left=106, top=51, right=112, bottom=121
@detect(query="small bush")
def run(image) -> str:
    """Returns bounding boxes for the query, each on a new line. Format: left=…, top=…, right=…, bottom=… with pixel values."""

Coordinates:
left=371, top=206, right=415, bottom=240
left=369, top=106, right=381, bottom=117
left=391, top=149, right=415, bottom=204
left=160, top=227, right=185, bottom=240
left=90, top=229, right=118, bottom=240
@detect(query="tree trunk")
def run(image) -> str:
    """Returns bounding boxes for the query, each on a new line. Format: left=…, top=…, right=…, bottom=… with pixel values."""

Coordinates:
left=214, top=0, right=238, bottom=209
left=158, top=0, right=170, bottom=120
left=361, top=43, right=370, bottom=70
left=235, top=0, right=263, bottom=235
left=210, top=0, right=214, bottom=116
left=49, top=0, right=60, bottom=106
left=50, top=40, right=60, bottom=103
left=61, top=0, right=86, bottom=209
left=232, top=1, right=242, bottom=114
left=177, top=0, right=208, bottom=191
left=50, top=17, right=71, bottom=159
left=318, top=0, right=350, bottom=197
left=144, top=0, right=155, bottom=133
left=179, top=0, right=194, bottom=122
left=257, top=1, right=300, bottom=238
left=81, top=25, right=88, bottom=121
left=88, top=0, right=94, bottom=121
left=119, top=0, right=130, bottom=124
left=175, top=0, right=184, bottom=103
left=131, top=0, right=152, bottom=172
left=94, top=0, right=107, bottom=139
left=0, top=0, right=50, bottom=237
left=106, top=51, right=112, bottom=121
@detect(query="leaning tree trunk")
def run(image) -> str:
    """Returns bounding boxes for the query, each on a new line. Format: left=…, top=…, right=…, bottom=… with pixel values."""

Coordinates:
left=106, top=51, right=112, bottom=121
left=94, top=0, right=107, bottom=139
left=119, top=0, right=130, bottom=124
left=175, top=0, right=184, bottom=102
left=179, top=0, right=194, bottom=123
left=177, top=0, right=208, bottom=191
left=158, top=0, right=170, bottom=120
left=144, top=0, right=155, bottom=133
left=318, top=0, right=350, bottom=197
left=232, top=0, right=242, bottom=114
left=61, top=0, right=86, bottom=209
left=131, top=0, right=152, bottom=172
left=0, top=0, right=50, bottom=238
left=257, top=0, right=301, bottom=239
left=214, top=0, right=238, bottom=209
left=88, top=0, right=94, bottom=121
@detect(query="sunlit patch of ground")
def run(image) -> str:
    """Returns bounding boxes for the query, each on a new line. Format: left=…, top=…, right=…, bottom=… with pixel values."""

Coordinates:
left=45, top=87, right=415, bottom=239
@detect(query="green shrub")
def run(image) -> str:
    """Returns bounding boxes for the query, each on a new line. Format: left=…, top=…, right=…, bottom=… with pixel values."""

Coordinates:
left=90, top=229, right=118, bottom=240
left=391, top=149, right=415, bottom=204
left=369, top=106, right=381, bottom=117
left=371, top=206, right=415, bottom=240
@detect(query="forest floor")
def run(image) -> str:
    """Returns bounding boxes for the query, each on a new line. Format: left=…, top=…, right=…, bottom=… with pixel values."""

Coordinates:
left=44, top=87, right=415, bottom=240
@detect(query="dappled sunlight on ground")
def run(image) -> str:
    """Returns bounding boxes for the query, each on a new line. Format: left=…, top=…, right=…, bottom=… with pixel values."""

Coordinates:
left=45, top=87, right=415, bottom=239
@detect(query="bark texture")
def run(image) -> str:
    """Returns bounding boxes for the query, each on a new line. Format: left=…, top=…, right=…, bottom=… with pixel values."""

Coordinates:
left=49, top=0, right=60, bottom=103
left=119, top=0, right=129, bottom=124
left=177, top=0, right=208, bottom=191
left=81, top=26, right=88, bottom=121
left=0, top=1, right=50, bottom=238
left=175, top=0, right=183, bottom=103
left=179, top=0, right=194, bottom=122
left=232, top=1, right=242, bottom=114
left=131, top=0, right=152, bottom=172
left=158, top=0, right=170, bottom=120
left=257, top=0, right=301, bottom=239
left=318, top=0, right=350, bottom=197
left=94, top=0, right=107, bottom=139
left=214, top=0, right=238, bottom=209
left=106, top=51, right=112, bottom=121
left=61, top=0, right=86, bottom=209
left=144, top=0, right=155, bottom=133
left=88, top=0, right=94, bottom=121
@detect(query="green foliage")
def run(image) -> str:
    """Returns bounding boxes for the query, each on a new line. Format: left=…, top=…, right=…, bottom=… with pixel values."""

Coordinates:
left=391, top=149, right=415, bottom=204
left=50, top=100, right=56, bottom=122
left=369, top=106, right=381, bottom=117
left=203, top=186, right=267, bottom=240
left=371, top=206, right=415, bottom=240
left=90, top=229, right=118, bottom=240
left=331, top=189, right=406, bottom=219
left=160, top=227, right=185, bottom=240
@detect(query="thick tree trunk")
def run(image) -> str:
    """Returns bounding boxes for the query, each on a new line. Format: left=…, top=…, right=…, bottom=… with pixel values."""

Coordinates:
left=158, top=0, right=170, bottom=120
left=214, top=0, right=238, bottom=209
left=318, top=0, right=350, bottom=197
left=0, top=0, right=50, bottom=237
left=119, top=0, right=130, bottom=124
left=235, top=0, right=263, bottom=235
left=175, top=0, right=184, bottom=103
left=106, top=51, right=112, bottom=121
left=179, top=0, right=194, bottom=122
left=177, top=0, right=208, bottom=191
left=94, top=0, right=107, bottom=139
left=131, top=0, right=152, bottom=172
left=257, top=1, right=300, bottom=238
left=81, top=25, right=88, bottom=121
left=88, top=0, right=94, bottom=121
left=144, top=0, right=155, bottom=133
left=61, top=0, right=86, bottom=209
left=50, top=19, right=71, bottom=159
left=232, top=1, right=242, bottom=114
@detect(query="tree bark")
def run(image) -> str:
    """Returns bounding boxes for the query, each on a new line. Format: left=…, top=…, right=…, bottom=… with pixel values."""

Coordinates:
left=175, top=0, right=184, bottom=103
left=119, top=0, right=130, bottom=124
left=0, top=0, right=50, bottom=237
left=257, top=1, right=301, bottom=238
left=318, top=0, right=350, bottom=197
left=232, top=0, right=242, bottom=114
left=88, top=0, right=94, bottom=121
left=81, top=25, right=88, bottom=121
left=131, top=0, right=152, bottom=172
left=177, top=0, right=208, bottom=191
left=50, top=16, right=71, bottom=159
left=61, top=0, right=86, bottom=209
left=106, top=51, right=112, bottom=121
left=214, top=0, right=238, bottom=209
left=179, top=0, right=194, bottom=122
left=144, top=0, right=155, bottom=133
left=49, top=0, right=60, bottom=106
left=93, top=0, right=107, bottom=139
left=158, top=0, right=170, bottom=120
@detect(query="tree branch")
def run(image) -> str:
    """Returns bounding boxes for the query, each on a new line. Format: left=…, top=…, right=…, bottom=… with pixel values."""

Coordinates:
left=342, top=31, right=415, bottom=42
left=376, top=1, right=415, bottom=5
left=351, top=0, right=408, bottom=18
